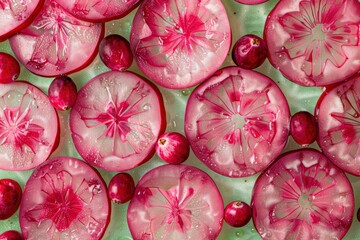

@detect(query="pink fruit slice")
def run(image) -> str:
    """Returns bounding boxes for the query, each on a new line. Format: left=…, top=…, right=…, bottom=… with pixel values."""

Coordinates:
left=251, top=149, right=354, bottom=239
left=184, top=66, right=290, bottom=177
left=9, top=0, right=104, bottom=77
left=54, top=0, right=141, bottom=22
left=130, top=0, right=231, bottom=89
left=235, top=0, right=268, bottom=4
left=317, top=74, right=360, bottom=175
left=0, top=0, right=44, bottom=42
left=127, top=164, right=224, bottom=239
left=0, top=81, right=58, bottom=171
left=264, top=0, right=360, bottom=86
left=20, top=157, right=110, bottom=240
left=70, top=71, right=166, bottom=172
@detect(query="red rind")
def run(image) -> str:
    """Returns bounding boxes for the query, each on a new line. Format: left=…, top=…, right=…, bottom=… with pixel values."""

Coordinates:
left=0, top=0, right=45, bottom=42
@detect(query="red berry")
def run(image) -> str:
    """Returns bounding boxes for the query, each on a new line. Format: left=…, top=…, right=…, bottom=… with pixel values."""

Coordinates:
left=155, top=132, right=190, bottom=164
left=99, top=34, right=133, bottom=71
left=108, top=173, right=135, bottom=204
left=232, top=34, right=267, bottom=69
left=0, top=230, right=23, bottom=240
left=224, top=201, right=252, bottom=228
left=48, top=76, right=77, bottom=110
left=0, top=52, right=20, bottom=83
left=290, top=111, right=317, bottom=146
left=0, top=179, right=22, bottom=220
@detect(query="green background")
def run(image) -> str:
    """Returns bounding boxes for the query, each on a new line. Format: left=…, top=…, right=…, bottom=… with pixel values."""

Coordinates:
left=1, top=0, right=360, bottom=239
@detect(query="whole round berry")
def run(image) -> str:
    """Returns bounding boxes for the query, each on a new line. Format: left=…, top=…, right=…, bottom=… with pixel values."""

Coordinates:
left=108, top=173, right=135, bottom=204
left=232, top=34, right=267, bottom=69
left=99, top=34, right=133, bottom=71
left=156, top=132, right=190, bottom=164
left=0, top=52, right=20, bottom=83
left=290, top=111, right=317, bottom=146
left=224, top=201, right=252, bottom=228
left=48, top=76, right=77, bottom=110
left=0, top=179, right=22, bottom=220
left=0, top=230, right=23, bottom=240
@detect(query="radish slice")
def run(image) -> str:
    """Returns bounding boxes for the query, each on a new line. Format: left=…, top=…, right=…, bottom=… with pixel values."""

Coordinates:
left=251, top=149, right=354, bottom=239
left=54, top=0, right=141, bottom=22
left=0, top=81, right=58, bottom=171
left=264, top=0, right=360, bottom=86
left=317, top=74, right=360, bottom=175
left=9, top=0, right=104, bottom=77
left=184, top=67, right=290, bottom=177
left=127, top=164, right=224, bottom=239
left=70, top=71, right=166, bottom=172
left=20, top=157, right=110, bottom=240
left=130, top=0, right=231, bottom=89
left=0, top=0, right=44, bottom=42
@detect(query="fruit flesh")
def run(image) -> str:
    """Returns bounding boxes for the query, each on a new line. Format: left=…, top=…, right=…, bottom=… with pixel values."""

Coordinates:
left=9, top=0, right=104, bottom=77
left=185, top=66, right=290, bottom=177
left=130, top=0, right=231, bottom=89
left=70, top=71, right=166, bottom=172
left=252, top=149, right=354, bottom=240
left=0, top=81, right=58, bottom=171
left=265, top=0, right=360, bottom=86
left=127, top=164, right=224, bottom=240
left=20, top=157, right=110, bottom=240
left=317, top=74, right=360, bottom=175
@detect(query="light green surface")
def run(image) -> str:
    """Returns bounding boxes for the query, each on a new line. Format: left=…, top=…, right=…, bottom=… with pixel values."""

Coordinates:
left=0, top=0, right=359, bottom=239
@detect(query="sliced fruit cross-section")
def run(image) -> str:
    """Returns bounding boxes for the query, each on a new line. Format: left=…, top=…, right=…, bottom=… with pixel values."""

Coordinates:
left=127, top=164, right=224, bottom=240
left=130, top=0, right=231, bottom=89
left=70, top=71, right=166, bottom=172
left=0, top=81, right=58, bottom=171
left=251, top=149, right=354, bottom=239
left=55, top=0, right=141, bottom=22
left=317, top=74, right=360, bottom=175
left=184, top=67, right=290, bottom=177
left=20, top=157, right=110, bottom=240
left=265, top=0, right=360, bottom=86
left=0, top=0, right=44, bottom=42
left=9, top=0, right=104, bottom=77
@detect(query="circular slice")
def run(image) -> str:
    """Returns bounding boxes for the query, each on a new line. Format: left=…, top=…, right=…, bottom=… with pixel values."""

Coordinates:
left=70, top=71, right=166, bottom=172
left=9, top=0, right=104, bottom=77
left=184, top=66, right=290, bottom=177
left=0, top=81, right=58, bottom=171
left=20, top=157, right=110, bottom=240
left=127, top=164, right=224, bottom=239
left=317, top=74, right=360, bottom=175
left=130, top=0, right=231, bottom=89
left=0, top=0, right=44, bottom=42
left=251, top=149, right=354, bottom=239
left=55, top=0, right=141, bottom=22
left=264, top=0, right=360, bottom=86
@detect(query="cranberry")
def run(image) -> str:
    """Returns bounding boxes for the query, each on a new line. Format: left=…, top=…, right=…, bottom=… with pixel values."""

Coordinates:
left=224, top=201, right=252, bottom=228
left=232, top=34, right=267, bottom=69
left=290, top=111, right=317, bottom=146
left=0, top=179, right=22, bottom=220
left=99, top=34, right=133, bottom=71
left=0, top=52, right=20, bottom=83
left=108, top=173, right=135, bottom=204
left=155, top=132, right=190, bottom=164
left=0, top=230, right=23, bottom=240
left=48, top=76, right=77, bottom=110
